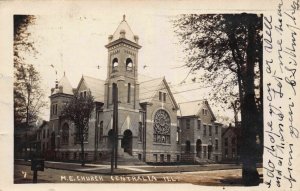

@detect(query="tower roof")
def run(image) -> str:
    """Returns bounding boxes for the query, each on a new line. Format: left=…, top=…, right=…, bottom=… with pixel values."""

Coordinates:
left=52, top=74, right=73, bottom=95
left=108, top=15, right=139, bottom=44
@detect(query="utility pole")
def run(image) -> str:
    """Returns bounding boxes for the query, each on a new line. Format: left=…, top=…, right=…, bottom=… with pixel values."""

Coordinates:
left=111, top=83, right=118, bottom=173
left=113, top=83, right=118, bottom=169
left=110, top=84, right=115, bottom=174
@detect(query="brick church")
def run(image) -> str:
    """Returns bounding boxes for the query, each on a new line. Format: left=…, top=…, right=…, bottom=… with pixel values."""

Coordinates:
left=45, top=16, right=222, bottom=163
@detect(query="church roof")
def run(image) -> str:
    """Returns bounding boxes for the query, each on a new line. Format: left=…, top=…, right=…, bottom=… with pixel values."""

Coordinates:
left=109, top=15, right=138, bottom=44
left=52, top=75, right=74, bottom=95
left=139, top=76, right=179, bottom=109
left=79, top=76, right=105, bottom=102
left=139, top=77, right=164, bottom=103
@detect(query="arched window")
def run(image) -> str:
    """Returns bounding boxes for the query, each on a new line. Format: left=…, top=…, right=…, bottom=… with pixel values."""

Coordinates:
left=126, top=58, right=133, bottom=71
left=127, top=83, right=131, bottom=103
left=99, top=121, right=103, bottom=141
left=62, top=123, right=69, bottom=145
left=138, top=122, right=142, bottom=141
left=153, top=109, right=170, bottom=144
left=112, top=58, right=119, bottom=71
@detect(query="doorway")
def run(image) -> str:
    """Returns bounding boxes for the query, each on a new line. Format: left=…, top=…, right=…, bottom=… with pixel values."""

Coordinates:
left=208, top=145, right=212, bottom=159
left=196, top=139, right=202, bottom=158
left=122, top=130, right=132, bottom=155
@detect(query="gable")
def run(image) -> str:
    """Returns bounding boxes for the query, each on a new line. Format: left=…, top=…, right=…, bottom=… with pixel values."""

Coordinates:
left=76, top=76, right=105, bottom=102
left=77, top=79, right=88, bottom=92
left=197, top=101, right=216, bottom=122
left=139, top=77, right=178, bottom=109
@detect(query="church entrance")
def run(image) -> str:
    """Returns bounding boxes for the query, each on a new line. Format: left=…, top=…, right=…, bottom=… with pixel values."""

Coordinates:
left=121, top=130, right=132, bottom=155
left=108, top=129, right=114, bottom=149
left=208, top=145, right=212, bottom=159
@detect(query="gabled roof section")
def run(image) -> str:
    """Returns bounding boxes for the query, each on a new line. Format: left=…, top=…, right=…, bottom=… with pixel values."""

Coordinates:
left=139, top=77, right=179, bottom=109
left=178, top=100, right=216, bottom=121
left=52, top=75, right=73, bottom=95
left=203, top=100, right=216, bottom=121
left=139, top=77, right=163, bottom=103
left=109, top=15, right=138, bottom=44
left=77, top=76, right=105, bottom=102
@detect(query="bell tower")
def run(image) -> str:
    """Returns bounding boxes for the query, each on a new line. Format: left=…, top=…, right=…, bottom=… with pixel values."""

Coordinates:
left=104, top=15, right=142, bottom=110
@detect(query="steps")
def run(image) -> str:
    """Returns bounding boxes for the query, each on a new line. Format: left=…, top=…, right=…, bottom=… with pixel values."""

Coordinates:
left=195, top=157, right=216, bottom=164
left=95, top=152, right=146, bottom=165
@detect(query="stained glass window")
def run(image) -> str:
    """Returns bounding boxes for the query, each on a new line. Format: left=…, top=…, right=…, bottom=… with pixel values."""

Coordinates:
left=153, top=109, right=170, bottom=144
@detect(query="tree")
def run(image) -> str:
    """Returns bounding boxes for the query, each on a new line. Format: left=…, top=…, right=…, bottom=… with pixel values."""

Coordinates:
left=173, top=14, right=263, bottom=186
left=14, top=15, right=46, bottom=127
left=61, top=92, right=95, bottom=166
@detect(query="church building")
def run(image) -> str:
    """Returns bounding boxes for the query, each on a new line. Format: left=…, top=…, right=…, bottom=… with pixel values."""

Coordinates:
left=47, top=16, right=222, bottom=164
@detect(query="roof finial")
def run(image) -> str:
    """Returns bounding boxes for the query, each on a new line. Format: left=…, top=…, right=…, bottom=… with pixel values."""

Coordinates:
left=123, top=14, right=126, bottom=21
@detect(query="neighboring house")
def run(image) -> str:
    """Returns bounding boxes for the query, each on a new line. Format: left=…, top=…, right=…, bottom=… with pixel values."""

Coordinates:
left=178, top=101, right=222, bottom=163
left=221, top=123, right=241, bottom=162
left=14, top=119, right=42, bottom=159
left=46, top=16, right=223, bottom=163
left=36, top=120, right=56, bottom=160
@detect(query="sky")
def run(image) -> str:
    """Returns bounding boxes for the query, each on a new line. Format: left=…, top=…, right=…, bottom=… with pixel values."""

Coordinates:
left=21, top=13, right=234, bottom=124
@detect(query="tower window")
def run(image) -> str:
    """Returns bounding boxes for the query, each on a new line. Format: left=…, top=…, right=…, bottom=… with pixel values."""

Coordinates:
left=52, top=104, right=58, bottom=115
left=126, top=58, right=133, bottom=71
left=127, top=83, right=131, bottom=103
left=112, top=58, right=119, bottom=71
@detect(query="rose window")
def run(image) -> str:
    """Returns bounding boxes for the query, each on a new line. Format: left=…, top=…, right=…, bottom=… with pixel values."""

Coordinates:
left=153, top=109, right=171, bottom=143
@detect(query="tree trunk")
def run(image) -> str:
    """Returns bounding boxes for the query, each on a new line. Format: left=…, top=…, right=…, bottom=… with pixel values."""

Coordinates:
left=80, top=128, right=85, bottom=166
left=241, top=16, right=260, bottom=186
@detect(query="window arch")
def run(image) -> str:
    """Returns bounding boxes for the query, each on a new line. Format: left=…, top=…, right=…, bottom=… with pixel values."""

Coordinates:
left=62, top=123, right=69, bottom=145
left=153, top=109, right=170, bottom=144
left=112, top=58, right=119, bottom=71
left=126, top=58, right=133, bottom=71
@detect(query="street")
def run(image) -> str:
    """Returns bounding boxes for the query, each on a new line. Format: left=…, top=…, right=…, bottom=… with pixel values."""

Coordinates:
left=14, top=160, right=263, bottom=186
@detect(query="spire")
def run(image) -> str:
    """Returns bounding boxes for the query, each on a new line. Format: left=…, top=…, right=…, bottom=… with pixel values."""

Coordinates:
left=52, top=73, right=73, bottom=95
left=106, top=15, right=138, bottom=44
